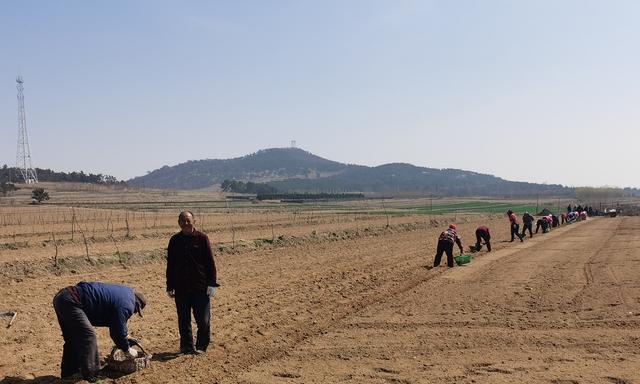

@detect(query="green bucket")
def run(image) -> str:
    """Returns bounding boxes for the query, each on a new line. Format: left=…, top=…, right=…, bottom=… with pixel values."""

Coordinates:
left=454, top=254, right=471, bottom=266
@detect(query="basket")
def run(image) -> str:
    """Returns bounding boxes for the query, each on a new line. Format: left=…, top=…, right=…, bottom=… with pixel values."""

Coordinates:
left=105, top=340, right=152, bottom=374
left=454, top=254, right=471, bottom=266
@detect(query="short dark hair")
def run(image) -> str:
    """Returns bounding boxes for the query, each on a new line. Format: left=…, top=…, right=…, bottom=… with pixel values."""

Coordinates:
left=178, top=211, right=194, bottom=220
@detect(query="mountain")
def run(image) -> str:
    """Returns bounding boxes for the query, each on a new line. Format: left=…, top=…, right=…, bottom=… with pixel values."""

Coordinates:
left=128, top=148, right=357, bottom=190
left=267, top=162, right=571, bottom=196
left=127, top=147, right=572, bottom=196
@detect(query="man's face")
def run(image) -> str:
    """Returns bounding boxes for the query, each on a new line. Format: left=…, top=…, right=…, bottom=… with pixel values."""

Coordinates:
left=178, top=212, right=195, bottom=235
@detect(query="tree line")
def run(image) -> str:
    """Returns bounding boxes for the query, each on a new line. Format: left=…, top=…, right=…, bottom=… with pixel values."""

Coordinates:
left=256, top=192, right=365, bottom=201
left=0, top=165, right=125, bottom=185
left=220, top=179, right=279, bottom=195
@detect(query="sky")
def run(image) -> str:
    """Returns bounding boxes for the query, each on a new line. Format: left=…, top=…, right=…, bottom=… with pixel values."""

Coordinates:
left=1, top=0, right=639, bottom=188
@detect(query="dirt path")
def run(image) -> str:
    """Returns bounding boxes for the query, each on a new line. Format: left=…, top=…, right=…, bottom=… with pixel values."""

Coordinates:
left=1, top=216, right=638, bottom=384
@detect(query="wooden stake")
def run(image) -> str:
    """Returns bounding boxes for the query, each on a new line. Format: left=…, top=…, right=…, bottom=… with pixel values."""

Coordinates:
left=52, top=231, right=58, bottom=268
left=8, top=312, right=16, bottom=328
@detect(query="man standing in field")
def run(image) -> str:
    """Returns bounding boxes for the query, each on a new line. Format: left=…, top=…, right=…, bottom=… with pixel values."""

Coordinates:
left=433, top=224, right=464, bottom=268
left=507, top=210, right=524, bottom=242
left=166, top=211, right=219, bottom=355
left=52, top=281, right=146, bottom=382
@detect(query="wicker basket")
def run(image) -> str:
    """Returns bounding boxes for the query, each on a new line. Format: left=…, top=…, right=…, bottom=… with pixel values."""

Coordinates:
left=105, top=340, right=152, bottom=374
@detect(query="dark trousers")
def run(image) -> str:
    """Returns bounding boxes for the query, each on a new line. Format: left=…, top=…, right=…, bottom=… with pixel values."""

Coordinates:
left=53, top=288, right=99, bottom=379
left=475, top=230, right=491, bottom=252
left=521, top=222, right=533, bottom=238
left=175, top=292, right=211, bottom=352
left=510, top=223, right=523, bottom=241
left=535, top=221, right=549, bottom=233
left=434, top=240, right=454, bottom=268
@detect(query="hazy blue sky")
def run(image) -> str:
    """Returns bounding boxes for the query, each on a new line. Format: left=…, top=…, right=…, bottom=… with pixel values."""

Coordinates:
left=1, top=1, right=639, bottom=187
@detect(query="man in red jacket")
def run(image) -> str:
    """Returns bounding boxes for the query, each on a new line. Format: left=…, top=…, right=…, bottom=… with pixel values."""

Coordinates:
left=166, top=211, right=219, bottom=354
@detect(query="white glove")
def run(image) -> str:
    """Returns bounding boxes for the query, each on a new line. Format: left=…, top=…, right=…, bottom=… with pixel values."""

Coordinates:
left=125, top=348, right=138, bottom=358
left=166, top=290, right=175, bottom=298
left=206, top=286, right=216, bottom=297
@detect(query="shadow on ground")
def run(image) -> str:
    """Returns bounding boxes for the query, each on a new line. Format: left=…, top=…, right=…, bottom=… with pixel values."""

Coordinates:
left=150, top=351, right=181, bottom=362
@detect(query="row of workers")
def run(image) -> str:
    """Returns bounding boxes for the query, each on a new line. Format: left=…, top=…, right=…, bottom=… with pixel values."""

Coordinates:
left=434, top=209, right=588, bottom=268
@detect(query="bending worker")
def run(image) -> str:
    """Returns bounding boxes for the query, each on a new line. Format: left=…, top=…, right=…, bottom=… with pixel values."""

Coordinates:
left=475, top=225, right=491, bottom=252
left=507, top=210, right=525, bottom=242
left=434, top=224, right=464, bottom=268
left=535, top=217, right=549, bottom=234
left=521, top=211, right=534, bottom=238
left=53, top=281, right=146, bottom=382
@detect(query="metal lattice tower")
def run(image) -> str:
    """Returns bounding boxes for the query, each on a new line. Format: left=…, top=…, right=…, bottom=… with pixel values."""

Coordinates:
left=15, top=76, right=38, bottom=184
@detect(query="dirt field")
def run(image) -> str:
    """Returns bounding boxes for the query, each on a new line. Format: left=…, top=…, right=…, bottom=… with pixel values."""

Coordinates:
left=1, top=209, right=638, bottom=383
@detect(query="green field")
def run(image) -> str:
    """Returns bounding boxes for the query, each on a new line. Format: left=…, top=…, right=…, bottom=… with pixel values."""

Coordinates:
left=394, top=201, right=562, bottom=215
left=61, top=198, right=565, bottom=217
left=230, top=199, right=566, bottom=217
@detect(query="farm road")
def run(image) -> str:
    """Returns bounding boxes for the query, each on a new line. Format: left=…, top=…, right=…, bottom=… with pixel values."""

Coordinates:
left=1, top=216, right=639, bottom=384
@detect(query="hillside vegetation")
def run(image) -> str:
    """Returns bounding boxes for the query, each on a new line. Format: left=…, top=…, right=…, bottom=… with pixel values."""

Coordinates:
left=128, top=148, right=571, bottom=197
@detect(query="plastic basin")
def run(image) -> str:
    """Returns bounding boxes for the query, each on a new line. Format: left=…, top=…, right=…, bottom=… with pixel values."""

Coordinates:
left=454, top=254, right=471, bottom=265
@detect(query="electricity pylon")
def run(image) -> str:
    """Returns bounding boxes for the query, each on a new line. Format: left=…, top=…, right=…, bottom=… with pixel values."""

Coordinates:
left=16, top=76, right=38, bottom=184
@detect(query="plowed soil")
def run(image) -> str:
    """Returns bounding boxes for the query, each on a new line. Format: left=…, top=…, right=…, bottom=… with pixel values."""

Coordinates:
left=1, top=215, right=639, bottom=384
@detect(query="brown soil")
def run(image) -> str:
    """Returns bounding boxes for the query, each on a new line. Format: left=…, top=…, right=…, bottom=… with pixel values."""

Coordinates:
left=1, top=215, right=639, bottom=384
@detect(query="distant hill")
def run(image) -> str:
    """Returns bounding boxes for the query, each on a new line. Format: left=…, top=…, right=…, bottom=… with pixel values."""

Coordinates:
left=127, top=148, right=573, bottom=197
left=267, top=162, right=571, bottom=197
left=128, top=148, right=358, bottom=190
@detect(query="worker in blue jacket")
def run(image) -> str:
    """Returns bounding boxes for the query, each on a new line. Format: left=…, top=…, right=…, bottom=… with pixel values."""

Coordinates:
left=52, top=281, right=146, bottom=382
